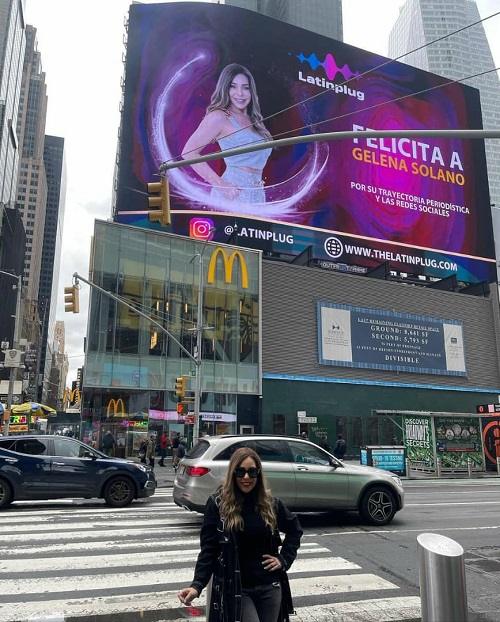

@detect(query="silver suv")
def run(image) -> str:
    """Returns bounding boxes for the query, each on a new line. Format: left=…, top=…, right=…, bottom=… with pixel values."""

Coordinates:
left=173, top=435, right=404, bottom=525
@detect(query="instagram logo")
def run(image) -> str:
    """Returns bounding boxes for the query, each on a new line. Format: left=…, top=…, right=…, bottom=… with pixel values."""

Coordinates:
left=190, top=217, right=215, bottom=241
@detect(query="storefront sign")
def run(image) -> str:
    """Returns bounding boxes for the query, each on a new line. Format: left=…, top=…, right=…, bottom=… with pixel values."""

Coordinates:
left=403, top=415, right=434, bottom=466
left=207, top=248, right=249, bottom=289
left=106, top=399, right=126, bottom=417
left=9, top=424, right=28, bottom=432
left=201, top=413, right=237, bottom=422
left=435, top=416, right=483, bottom=469
left=318, top=303, right=466, bottom=376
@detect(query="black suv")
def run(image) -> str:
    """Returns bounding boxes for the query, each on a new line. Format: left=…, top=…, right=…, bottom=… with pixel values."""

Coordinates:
left=0, top=435, right=156, bottom=508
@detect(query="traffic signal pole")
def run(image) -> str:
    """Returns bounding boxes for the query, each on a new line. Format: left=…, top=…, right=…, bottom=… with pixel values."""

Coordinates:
left=1, top=271, right=22, bottom=437
left=160, top=129, right=500, bottom=173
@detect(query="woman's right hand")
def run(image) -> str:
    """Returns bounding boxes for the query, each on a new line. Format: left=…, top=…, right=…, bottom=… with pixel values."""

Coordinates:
left=218, top=182, right=240, bottom=200
left=177, top=587, right=199, bottom=605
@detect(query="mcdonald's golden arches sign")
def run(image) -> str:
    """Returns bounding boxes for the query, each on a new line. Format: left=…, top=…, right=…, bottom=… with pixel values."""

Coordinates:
left=106, top=399, right=126, bottom=417
left=207, top=247, right=248, bottom=289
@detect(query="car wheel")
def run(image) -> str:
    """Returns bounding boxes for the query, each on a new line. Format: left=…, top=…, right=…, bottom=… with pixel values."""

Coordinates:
left=103, top=476, right=135, bottom=507
left=360, top=486, right=396, bottom=525
left=0, top=478, right=13, bottom=509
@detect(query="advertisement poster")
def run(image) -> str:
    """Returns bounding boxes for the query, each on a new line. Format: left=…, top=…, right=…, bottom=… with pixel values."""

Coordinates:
left=481, top=417, right=500, bottom=470
left=114, top=2, right=495, bottom=284
left=318, top=302, right=466, bottom=376
left=403, top=415, right=434, bottom=466
left=435, top=416, right=483, bottom=469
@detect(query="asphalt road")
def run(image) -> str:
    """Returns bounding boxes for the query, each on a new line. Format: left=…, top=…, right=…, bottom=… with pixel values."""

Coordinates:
left=1, top=478, right=499, bottom=621
left=297, top=478, right=500, bottom=622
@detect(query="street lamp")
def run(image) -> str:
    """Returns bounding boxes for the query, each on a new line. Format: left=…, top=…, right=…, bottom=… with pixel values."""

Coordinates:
left=0, top=269, right=22, bottom=436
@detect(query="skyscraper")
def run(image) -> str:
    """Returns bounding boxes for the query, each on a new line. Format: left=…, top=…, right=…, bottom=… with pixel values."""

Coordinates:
left=16, top=24, right=48, bottom=304
left=38, top=135, right=66, bottom=402
left=0, top=0, right=25, bottom=213
left=388, top=0, right=500, bottom=261
left=223, top=0, right=343, bottom=40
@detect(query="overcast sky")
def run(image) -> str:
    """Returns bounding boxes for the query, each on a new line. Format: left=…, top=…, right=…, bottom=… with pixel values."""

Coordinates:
left=23, top=0, right=500, bottom=383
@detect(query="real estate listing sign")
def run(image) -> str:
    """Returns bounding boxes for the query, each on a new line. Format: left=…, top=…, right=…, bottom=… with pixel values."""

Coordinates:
left=317, top=302, right=466, bottom=376
left=115, top=2, right=495, bottom=283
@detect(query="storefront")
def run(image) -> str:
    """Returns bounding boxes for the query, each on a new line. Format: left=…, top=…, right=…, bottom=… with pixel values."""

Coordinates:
left=82, top=221, right=261, bottom=455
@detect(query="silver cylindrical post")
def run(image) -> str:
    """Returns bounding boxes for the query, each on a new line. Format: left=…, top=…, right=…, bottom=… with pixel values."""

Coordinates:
left=405, top=458, right=411, bottom=479
left=436, top=457, right=442, bottom=478
left=417, top=533, right=468, bottom=622
left=467, top=458, right=473, bottom=478
left=497, top=456, right=500, bottom=476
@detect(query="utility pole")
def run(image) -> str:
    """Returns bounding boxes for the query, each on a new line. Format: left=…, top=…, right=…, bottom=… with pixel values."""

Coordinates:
left=1, top=270, right=23, bottom=437
left=193, top=252, right=204, bottom=444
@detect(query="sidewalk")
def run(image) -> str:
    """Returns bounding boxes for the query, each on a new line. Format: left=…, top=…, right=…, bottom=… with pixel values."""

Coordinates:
left=145, top=457, right=500, bottom=488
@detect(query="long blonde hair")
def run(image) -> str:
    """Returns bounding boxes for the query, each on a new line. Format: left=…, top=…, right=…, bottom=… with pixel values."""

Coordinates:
left=219, top=447, right=276, bottom=532
left=207, top=63, right=272, bottom=139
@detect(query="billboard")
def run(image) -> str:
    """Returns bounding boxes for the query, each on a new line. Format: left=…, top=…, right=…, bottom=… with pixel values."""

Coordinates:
left=115, top=2, right=495, bottom=283
left=317, top=302, right=466, bottom=376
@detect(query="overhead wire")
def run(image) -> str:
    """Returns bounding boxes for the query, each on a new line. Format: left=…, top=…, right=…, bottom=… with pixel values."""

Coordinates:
left=164, top=10, right=500, bottom=166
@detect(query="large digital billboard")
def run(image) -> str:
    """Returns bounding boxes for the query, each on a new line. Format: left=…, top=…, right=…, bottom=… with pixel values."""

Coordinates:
left=115, top=2, right=495, bottom=283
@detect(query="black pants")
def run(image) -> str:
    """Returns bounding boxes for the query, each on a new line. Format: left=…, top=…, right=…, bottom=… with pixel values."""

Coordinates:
left=241, top=583, right=282, bottom=622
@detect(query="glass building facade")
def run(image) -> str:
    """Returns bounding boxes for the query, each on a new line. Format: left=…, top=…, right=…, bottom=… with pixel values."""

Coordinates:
left=82, top=220, right=261, bottom=456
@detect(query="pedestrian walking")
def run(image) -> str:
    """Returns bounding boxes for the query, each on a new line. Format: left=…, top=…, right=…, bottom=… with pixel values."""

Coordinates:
left=102, top=430, right=116, bottom=457
left=146, top=434, right=156, bottom=468
left=177, top=447, right=303, bottom=621
left=172, top=433, right=181, bottom=469
left=333, top=434, right=347, bottom=460
left=159, top=432, right=169, bottom=467
left=138, top=437, right=148, bottom=464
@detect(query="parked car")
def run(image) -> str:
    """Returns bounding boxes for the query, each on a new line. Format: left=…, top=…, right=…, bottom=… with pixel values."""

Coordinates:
left=0, top=435, right=156, bottom=508
left=173, top=435, right=404, bottom=525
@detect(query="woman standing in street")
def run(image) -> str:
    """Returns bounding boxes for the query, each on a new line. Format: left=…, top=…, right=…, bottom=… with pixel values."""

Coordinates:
left=177, top=447, right=303, bottom=622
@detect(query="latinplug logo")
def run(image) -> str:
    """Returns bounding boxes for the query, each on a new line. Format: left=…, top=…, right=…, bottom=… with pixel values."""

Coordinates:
left=294, top=51, right=365, bottom=101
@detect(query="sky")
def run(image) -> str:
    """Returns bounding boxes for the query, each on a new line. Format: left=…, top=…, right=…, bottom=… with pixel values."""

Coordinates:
left=23, top=0, right=500, bottom=383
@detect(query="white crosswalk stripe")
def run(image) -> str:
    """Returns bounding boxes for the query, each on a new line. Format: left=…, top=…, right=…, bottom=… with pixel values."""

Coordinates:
left=0, top=493, right=421, bottom=622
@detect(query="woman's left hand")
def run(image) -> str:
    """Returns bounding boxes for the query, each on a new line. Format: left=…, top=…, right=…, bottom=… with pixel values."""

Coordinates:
left=262, top=555, right=282, bottom=572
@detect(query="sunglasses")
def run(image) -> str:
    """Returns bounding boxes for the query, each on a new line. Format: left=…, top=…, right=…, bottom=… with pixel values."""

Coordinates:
left=234, top=466, right=260, bottom=479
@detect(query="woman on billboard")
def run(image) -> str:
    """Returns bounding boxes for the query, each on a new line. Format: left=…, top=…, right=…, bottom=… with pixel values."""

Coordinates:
left=182, top=63, right=273, bottom=204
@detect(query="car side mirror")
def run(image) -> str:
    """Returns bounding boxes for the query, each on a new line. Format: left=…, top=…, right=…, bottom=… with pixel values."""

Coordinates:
left=83, top=451, right=97, bottom=459
left=330, top=458, right=340, bottom=468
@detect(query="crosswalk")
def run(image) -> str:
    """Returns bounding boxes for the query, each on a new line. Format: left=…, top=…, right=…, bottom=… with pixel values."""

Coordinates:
left=0, top=489, right=421, bottom=622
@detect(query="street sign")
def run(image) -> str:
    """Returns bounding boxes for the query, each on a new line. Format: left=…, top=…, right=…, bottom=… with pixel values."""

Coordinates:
left=476, top=404, right=500, bottom=414
left=3, top=349, right=22, bottom=367
left=297, top=416, right=317, bottom=423
left=297, top=410, right=307, bottom=418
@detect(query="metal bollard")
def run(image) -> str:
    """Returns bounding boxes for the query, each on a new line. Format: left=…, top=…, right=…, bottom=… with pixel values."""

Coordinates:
left=467, top=457, right=473, bottom=478
left=405, top=457, right=412, bottom=479
left=417, top=533, right=468, bottom=622
left=497, top=456, right=500, bottom=476
left=436, top=457, right=442, bottom=478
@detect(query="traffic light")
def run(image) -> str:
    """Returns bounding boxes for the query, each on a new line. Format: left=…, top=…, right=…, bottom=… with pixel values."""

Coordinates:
left=147, top=176, right=171, bottom=226
left=176, top=402, right=187, bottom=415
left=64, top=285, right=79, bottom=313
left=175, top=376, right=186, bottom=400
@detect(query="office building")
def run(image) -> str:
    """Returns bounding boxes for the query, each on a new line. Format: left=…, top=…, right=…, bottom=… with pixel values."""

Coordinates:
left=223, top=0, right=343, bottom=40
left=16, top=24, right=48, bottom=304
left=0, top=0, right=25, bottom=214
left=47, top=320, right=68, bottom=409
left=38, top=135, right=66, bottom=401
left=388, top=0, right=500, bottom=266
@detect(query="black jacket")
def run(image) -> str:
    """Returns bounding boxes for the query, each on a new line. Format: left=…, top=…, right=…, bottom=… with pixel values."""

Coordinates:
left=191, top=493, right=303, bottom=622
